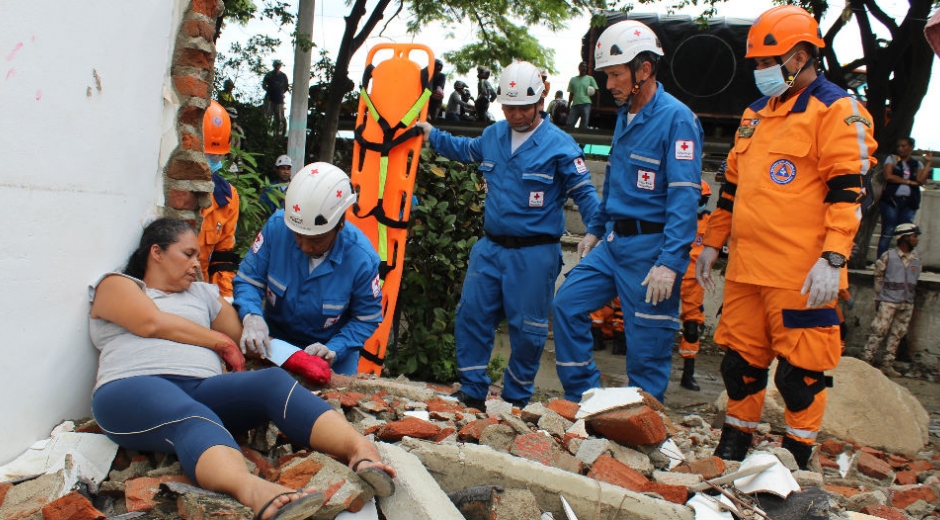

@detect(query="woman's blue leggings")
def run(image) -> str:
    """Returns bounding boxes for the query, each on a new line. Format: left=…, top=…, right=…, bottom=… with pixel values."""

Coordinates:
left=92, top=368, right=332, bottom=484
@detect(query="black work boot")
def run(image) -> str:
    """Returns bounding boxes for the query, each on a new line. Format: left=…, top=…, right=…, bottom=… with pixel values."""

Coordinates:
left=714, top=425, right=753, bottom=462
left=612, top=331, right=627, bottom=356
left=591, top=328, right=606, bottom=351
left=451, top=390, right=486, bottom=411
left=781, top=436, right=814, bottom=470
left=680, top=357, right=700, bottom=391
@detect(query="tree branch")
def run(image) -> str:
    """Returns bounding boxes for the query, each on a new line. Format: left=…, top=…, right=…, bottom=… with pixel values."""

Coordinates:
left=862, top=0, right=898, bottom=36
left=352, top=0, right=393, bottom=52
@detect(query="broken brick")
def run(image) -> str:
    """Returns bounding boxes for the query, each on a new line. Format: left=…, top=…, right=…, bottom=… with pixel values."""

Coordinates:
left=40, top=491, right=104, bottom=520
left=645, top=481, right=689, bottom=505
left=0, top=482, right=11, bottom=507
left=857, top=451, right=894, bottom=481
left=860, top=504, right=908, bottom=520
left=241, top=447, right=278, bottom=481
left=672, top=456, right=726, bottom=480
left=546, top=399, right=579, bottom=422
left=908, top=459, right=932, bottom=473
left=818, top=438, right=845, bottom=457
left=125, top=475, right=191, bottom=512
left=510, top=433, right=557, bottom=466
left=889, top=485, right=938, bottom=509
left=433, top=427, right=456, bottom=443
left=587, top=455, right=650, bottom=493
left=457, top=418, right=499, bottom=442
left=894, top=470, right=917, bottom=485
left=823, top=484, right=862, bottom=498
left=426, top=398, right=461, bottom=414
left=376, top=416, right=442, bottom=442
left=586, top=405, right=667, bottom=447
left=278, top=456, right=324, bottom=489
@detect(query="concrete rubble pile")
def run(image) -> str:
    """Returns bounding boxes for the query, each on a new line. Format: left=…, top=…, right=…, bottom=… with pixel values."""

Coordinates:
left=1, top=374, right=939, bottom=520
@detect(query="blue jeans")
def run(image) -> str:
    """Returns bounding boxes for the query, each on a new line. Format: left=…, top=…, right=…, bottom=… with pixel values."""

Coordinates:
left=566, top=103, right=591, bottom=129
left=877, top=196, right=916, bottom=258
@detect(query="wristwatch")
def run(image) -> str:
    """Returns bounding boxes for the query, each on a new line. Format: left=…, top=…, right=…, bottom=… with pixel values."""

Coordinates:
left=821, top=251, right=846, bottom=268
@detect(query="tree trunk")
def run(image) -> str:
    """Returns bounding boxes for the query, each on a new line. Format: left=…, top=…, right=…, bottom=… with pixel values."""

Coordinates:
left=317, top=0, right=392, bottom=164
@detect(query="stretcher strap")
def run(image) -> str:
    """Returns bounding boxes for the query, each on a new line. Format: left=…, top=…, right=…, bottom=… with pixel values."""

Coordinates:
left=352, top=74, right=430, bottom=280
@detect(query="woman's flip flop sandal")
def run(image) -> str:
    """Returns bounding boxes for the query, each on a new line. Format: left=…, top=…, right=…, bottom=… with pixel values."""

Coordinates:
left=253, top=490, right=326, bottom=520
left=352, top=459, right=396, bottom=498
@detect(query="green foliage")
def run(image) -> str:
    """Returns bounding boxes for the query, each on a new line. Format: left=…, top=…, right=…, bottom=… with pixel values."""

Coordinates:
left=385, top=149, right=485, bottom=382
left=219, top=147, right=284, bottom=257
left=487, top=354, right=508, bottom=384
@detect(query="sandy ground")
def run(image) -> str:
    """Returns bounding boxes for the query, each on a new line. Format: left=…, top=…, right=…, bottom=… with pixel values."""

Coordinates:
left=490, top=328, right=940, bottom=445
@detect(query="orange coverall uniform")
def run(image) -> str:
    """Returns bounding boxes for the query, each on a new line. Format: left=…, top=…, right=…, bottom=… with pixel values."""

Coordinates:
left=199, top=175, right=240, bottom=298
left=679, top=211, right=710, bottom=358
left=703, top=75, right=876, bottom=447
left=590, top=297, right=623, bottom=338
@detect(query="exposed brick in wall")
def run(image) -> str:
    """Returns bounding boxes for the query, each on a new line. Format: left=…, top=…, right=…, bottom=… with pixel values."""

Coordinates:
left=163, top=0, right=222, bottom=222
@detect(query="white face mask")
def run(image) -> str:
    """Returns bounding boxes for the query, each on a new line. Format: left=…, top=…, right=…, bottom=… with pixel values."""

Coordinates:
left=753, top=54, right=800, bottom=98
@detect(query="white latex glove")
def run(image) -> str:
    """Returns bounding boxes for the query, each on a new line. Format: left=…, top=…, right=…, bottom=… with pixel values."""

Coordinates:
left=695, top=246, right=720, bottom=291
left=577, top=233, right=600, bottom=259
left=304, top=342, right=337, bottom=366
left=641, top=265, right=677, bottom=305
left=801, top=258, right=840, bottom=308
left=240, top=314, right=271, bottom=358
left=415, top=121, right=433, bottom=139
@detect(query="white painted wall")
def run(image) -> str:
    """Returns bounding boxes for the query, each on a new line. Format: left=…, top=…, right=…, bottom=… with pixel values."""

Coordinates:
left=0, top=0, right=187, bottom=464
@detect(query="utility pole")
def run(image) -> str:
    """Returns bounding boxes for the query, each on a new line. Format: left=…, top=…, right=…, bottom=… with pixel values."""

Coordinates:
left=287, top=0, right=315, bottom=175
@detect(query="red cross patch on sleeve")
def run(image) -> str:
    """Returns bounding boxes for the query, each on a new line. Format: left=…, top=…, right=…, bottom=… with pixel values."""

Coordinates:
left=675, top=140, right=694, bottom=160
left=250, top=231, right=264, bottom=254
left=574, top=157, right=588, bottom=173
left=371, top=273, right=381, bottom=298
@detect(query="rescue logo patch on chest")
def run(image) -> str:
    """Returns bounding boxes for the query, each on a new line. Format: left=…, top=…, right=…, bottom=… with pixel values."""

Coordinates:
left=529, top=191, right=545, bottom=207
left=769, top=159, right=797, bottom=185
left=637, top=169, right=656, bottom=190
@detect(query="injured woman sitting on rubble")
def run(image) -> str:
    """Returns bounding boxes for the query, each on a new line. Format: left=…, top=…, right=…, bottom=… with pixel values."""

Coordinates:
left=88, top=217, right=395, bottom=520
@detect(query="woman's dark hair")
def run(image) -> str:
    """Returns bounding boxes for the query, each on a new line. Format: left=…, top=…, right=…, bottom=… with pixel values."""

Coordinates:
left=123, top=218, right=195, bottom=279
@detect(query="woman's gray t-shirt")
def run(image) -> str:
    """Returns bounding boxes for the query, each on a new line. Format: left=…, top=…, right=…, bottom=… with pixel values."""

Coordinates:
left=89, top=273, right=224, bottom=393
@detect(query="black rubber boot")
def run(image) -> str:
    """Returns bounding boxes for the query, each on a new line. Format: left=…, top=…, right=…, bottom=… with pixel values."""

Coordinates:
left=680, top=357, right=700, bottom=391
left=451, top=390, right=486, bottom=411
left=714, top=425, right=753, bottom=462
left=782, top=436, right=814, bottom=470
left=612, top=331, right=627, bottom=356
left=591, top=327, right=606, bottom=352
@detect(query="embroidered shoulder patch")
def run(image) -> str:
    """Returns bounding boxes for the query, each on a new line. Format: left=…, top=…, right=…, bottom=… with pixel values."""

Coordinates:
left=844, top=115, right=872, bottom=127
left=675, top=140, right=694, bottom=160
left=251, top=231, right=264, bottom=254
left=574, top=157, right=589, bottom=173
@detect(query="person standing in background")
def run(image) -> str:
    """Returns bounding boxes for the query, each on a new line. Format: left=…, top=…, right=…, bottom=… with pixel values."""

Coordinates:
left=566, top=62, right=598, bottom=129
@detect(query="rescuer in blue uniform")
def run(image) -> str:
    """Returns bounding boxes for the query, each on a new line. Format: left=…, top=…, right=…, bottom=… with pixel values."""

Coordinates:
left=416, top=61, right=600, bottom=409
left=234, top=162, right=383, bottom=376
left=552, top=20, right=704, bottom=404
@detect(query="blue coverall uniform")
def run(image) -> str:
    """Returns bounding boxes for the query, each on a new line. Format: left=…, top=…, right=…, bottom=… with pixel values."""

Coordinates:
left=552, top=83, right=703, bottom=403
left=428, top=114, right=600, bottom=405
left=233, top=211, right=383, bottom=374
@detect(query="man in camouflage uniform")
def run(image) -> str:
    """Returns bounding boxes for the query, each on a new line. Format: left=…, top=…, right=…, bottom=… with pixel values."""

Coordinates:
left=862, top=223, right=922, bottom=377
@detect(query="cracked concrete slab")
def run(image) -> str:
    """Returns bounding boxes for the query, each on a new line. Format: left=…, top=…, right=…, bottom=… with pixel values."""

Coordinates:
left=398, top=438, right=693, bottom=520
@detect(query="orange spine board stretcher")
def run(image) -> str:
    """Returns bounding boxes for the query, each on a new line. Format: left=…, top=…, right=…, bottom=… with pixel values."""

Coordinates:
left=348, top=43, right=432, bottom=374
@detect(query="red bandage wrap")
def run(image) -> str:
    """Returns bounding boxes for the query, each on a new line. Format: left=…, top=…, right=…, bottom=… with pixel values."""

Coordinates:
left=282, top=351, right=332, bottom=385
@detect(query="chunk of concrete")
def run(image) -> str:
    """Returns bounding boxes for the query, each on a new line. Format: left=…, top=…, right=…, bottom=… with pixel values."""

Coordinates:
left=398, top=438, right=693, bottom=520
left=716, top=358, right=929, bottom=456
left=350, top=379, right=436, bottom=402
left=375, top=442, right=464, bottom=520
left=0, top=433, right=118, bottom=493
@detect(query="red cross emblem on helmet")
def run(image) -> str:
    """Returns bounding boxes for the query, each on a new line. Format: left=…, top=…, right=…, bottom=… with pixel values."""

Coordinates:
left=634, top=29, right=641, bottom=37
left=336, top=190, right=343, bottom=198
left=293, top=204, right=301, bottom=212
left=310, top=168, right=319, bottom=175
left=509, top=81, right=516, bottom=87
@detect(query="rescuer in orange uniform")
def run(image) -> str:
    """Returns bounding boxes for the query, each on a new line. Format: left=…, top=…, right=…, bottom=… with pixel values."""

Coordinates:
left=589, top=298, right=625, bottom=355
left=199, top=100, right=241, bottom=300
left=678, top=180, right=711, bottom=391
left=695, top=6, right=877, bottom=469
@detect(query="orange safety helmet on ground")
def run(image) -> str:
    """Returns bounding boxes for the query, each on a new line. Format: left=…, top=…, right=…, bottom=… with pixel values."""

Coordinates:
left=746, top=5, right=825, bottom=59
left=203, top=100, right=232, bottom=154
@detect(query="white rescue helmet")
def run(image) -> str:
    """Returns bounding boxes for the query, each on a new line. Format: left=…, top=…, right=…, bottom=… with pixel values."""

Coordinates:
left=594, top=20, right=664, bottom=70
left=283, top=162, right=357, bottom=236
left=496, top=61, right=545, bottom=105
left=275, top=154, right=292, bottom=167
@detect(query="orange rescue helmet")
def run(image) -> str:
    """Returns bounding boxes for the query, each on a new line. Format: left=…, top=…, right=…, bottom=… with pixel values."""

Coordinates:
left=203, top=100, right=232, bottom=154
left=701, top=179, right=712, bottom=196
left=746, top=5, right=825, bottom=59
